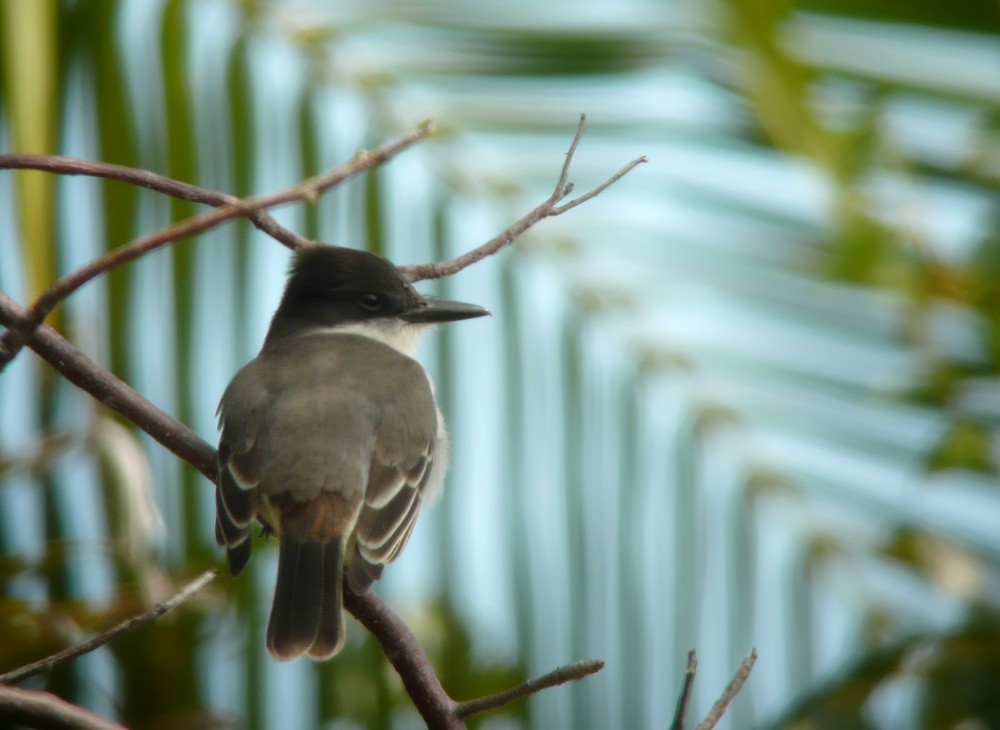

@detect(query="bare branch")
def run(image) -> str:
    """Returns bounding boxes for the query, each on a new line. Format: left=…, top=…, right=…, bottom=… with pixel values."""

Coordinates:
left=671, top=651, right=698, bottom=730
left=342, top=586, right=464, bottom=729
left=550, top=155, right=648, bottom=215
left=694, top=649, right=757, bottom=730
left=454, top=659, right=604, bottom=719
left=0, top=154, right=310, bottom=250
left=0, top=570, right=216, bottom=686
left=553, top=113, right=588, bottom=198
left=399, top=195, right=555, bottom=283
left=399, top=114, right=647, bottom=282
left=0, top=685, right=130, bottom=730
left=0, top=122, right=434, bottom=368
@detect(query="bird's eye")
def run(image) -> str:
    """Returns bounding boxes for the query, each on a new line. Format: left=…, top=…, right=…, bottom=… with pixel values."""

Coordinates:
left=359, top=292, right=383, bottom=312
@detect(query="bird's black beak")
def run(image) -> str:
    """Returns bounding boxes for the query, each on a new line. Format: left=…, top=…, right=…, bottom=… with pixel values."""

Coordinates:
left=401, top=297, right=491, bottom=324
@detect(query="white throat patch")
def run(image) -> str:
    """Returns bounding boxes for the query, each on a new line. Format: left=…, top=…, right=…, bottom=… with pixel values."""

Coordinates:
left=307, top=319, right=429, bottom=359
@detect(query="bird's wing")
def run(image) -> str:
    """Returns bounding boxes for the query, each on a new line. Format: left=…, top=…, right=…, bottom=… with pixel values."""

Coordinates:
left=345, top=344, right=441, bottom=593
left=215, top=358, right=270, bottom=575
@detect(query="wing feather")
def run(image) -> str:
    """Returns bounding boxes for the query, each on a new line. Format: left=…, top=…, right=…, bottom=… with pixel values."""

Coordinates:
left=214, top=359, right=268, bottom=576
left=358, top=488, right=423, bottom=564
left=356, top=483, right=420, bottom=557
left=349, top=431, right=438, bottom=591
left=365, top=461, right=407, bottom=508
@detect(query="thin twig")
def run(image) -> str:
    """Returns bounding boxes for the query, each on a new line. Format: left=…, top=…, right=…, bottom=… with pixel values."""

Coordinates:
left=0, top=686, right=129, bottom=730
left=0, top=154, right=310, bottom=250
left=0, top=569, right=217, bottom=686
left=694, top=649, right=757, bottom=730
left=399, top=114, right=647, bottom=282
left=454, top=659, right=604, bottom=719
left=550, top=156, right=648, bottom=215
left=342, top=585, right=464, bottom=730
left=554, top=113, right=588, bottom=196
left=0, top=122, right=434, bottom=368
left=671, top=651, right=698, bottom=730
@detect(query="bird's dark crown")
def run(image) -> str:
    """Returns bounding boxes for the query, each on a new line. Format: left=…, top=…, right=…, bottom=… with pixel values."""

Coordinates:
left=265, top=246, right=420, bottom=343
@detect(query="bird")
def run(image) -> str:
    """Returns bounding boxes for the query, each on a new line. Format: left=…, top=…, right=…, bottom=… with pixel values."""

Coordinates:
left=213, top=244, right=489, bottom=660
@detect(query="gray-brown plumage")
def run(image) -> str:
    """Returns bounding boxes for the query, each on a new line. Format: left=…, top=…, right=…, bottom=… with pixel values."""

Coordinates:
left=214, top=245, right=487, bottom=660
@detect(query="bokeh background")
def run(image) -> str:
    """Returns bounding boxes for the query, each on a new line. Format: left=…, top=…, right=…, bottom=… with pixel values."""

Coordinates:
left=2, top=0, right=1000, bottom=728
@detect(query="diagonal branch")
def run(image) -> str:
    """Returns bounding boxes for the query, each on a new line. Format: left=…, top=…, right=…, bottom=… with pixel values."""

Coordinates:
left=399, top=114, right=647, bottom=282
left=671, top=651, right=698, bottom=730
left=0, top=154, right=310, bottom=251
left=0, top=686, right=129, bottom=730
left=694, top=649, right=757, bottom=730
left=0, top=122, right=434, bottom=369
left=0, top=570, right=217, bottom=686
left=342, top=586, right=463, bottom=729
left=454, top=659, right=604, bottom=719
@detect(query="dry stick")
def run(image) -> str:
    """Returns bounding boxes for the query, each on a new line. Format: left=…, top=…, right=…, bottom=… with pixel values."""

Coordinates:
left=694, top=649, right=757, bottom=730
left=0, top=686, right=129, bottom=730
left=400, top=114, right=648, bottom=283
left=0, top=569, right=217, bottom=686
left=671, top=651, right=698, bottom=730
left=0, top=154, right=311, bottom=250
left=0, top=121, right=434, bottom=368
left=454, top=659, right=604, bottom=719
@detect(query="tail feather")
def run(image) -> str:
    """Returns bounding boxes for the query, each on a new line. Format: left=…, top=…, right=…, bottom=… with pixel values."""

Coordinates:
left=306, top=541, right=345, bottom=659
left=266, top=533, right=345, bottom=661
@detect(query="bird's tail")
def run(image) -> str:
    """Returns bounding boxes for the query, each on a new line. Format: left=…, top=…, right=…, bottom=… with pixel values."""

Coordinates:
left=266, top=533, right=345, bottom=660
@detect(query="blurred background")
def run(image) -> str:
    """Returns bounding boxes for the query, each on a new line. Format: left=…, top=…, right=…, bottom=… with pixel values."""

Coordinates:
left=2, top=0, right=1000, bottom=728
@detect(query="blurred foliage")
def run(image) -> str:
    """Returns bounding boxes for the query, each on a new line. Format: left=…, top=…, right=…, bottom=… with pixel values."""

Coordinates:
left=772, top=615, right=1000, bottom=729
left=800, top=0, right=999, bottom=32
left=1, top=0, right=999, bottom=728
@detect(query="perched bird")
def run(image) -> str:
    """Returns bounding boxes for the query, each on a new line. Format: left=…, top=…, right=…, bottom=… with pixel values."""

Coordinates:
left=214, top=244, right=489, bottom=660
